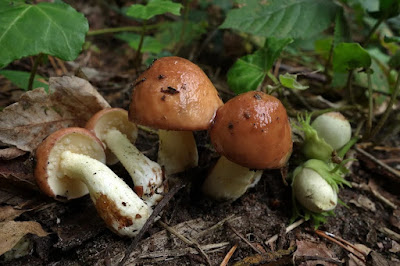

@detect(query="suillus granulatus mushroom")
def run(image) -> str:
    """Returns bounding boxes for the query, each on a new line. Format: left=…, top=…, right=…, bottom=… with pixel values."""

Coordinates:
left=86, top=108, right=164, bottom=207
left=202, top=91, right=293, bottom=201
left=129, top=56, right=223, bottom=175
left=34, top=127, right=151, bottom=237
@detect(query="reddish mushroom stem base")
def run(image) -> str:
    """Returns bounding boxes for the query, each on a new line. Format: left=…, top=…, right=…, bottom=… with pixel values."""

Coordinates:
left=202, top=156, right=263, bottom=201
left=60, top=151, right=152, bottom=237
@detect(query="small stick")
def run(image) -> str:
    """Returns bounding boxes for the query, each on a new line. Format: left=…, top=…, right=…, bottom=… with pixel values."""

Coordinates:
left=314, top=230, right=366, bottom=262
left=226, top=222, right=262, bottom=254
left=194, top=214, right=236, bottom=239
left=158, top=220, right=212, bottom=266
left=265, top=218, right=305, bottom=245
left=220, top=243, right=238, bottom=266
left=351, top=182, right=397, bottom=209
left=355, top=147, right=400, bottom=181
left=379, top=227, right=400, bottom=242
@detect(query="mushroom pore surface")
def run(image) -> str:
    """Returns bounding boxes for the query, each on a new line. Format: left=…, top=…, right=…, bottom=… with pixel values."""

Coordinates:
left=35, top=128, right=105, bottom=199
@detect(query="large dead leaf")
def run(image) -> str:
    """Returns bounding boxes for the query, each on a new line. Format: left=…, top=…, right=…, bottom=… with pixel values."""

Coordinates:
left=0, top=206, right=26, bottom=222
left=0, top=220, right=48, bottom=256
left=0, top=76, right=110, bottom=153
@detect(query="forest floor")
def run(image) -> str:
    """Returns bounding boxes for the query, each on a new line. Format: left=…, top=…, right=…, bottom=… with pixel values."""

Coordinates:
left=1, top=1, right=400, bottom=265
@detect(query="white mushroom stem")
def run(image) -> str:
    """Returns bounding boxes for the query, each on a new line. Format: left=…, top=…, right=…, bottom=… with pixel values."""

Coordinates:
left=158, top=130, right=198, bottom=176
left=104, top=129, right=164, bottom=207
left=60, top=151, right=152, bottom=237
left=202, top=156, right=263, bottom=201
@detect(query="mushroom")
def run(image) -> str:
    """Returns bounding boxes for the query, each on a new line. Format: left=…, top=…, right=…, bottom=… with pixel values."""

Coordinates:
left=34, top=127, right=152, bottom=237
left=202, top=91, right=293, bottom=201
left=129, top=56, right=223, bottom=175
left=86, top=108, right=164, bottom=207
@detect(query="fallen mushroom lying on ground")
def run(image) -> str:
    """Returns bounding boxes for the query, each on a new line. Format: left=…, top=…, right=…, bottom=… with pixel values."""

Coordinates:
left=86, top=108, right=165, bottom=207
left=34, top=127, right=153, bottom=237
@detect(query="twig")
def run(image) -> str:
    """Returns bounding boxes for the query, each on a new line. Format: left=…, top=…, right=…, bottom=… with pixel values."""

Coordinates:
left=265, top=218, right=305, bottom=245
left=355, top=146, right=400, bottom=182
left=314, top=230, right=366, bottom=262
left=118, top=181, right=186, bottom=266
left=194, top=214, right=237, bottom=239
left=379, top=227, right=400, bottom=242
left=351, top=182, right=397, bottom=209
left=220, top=243, right=238, bottom=266
left=226, top=222, right=262, bottom=254
left=158, top=220, right=212, bottom=266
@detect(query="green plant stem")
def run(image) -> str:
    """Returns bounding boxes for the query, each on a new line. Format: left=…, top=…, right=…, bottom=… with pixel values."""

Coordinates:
left=310, top=105, right=358, bottom=118
left=364, top=17, right=385, bottom=46
left=134, top=22, right=147, bottom=67
left=346, top=70, right=354, bottom=104
left=87, top=23, right=162, bottom=36
left=368, top=72, right=400, bottom=140
left=323, top=40, right=334, bottom=80
left=28, top=54, right=42, bottom=91
left=267, top=71, right=279, bottom=85
left=366, top=69, right=373, bottom=137
left=174, top=0, right=191, bottom=54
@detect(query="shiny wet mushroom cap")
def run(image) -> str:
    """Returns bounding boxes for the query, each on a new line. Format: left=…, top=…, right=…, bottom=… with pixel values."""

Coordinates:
left=129, top=56, right=223, bottom=131
left=209, top=91, right=293, bottom=169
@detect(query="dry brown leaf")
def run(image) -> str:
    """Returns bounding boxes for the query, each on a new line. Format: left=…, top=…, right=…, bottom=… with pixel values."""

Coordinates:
left=0, top=148, right=26, bottom=160
left=294, top=240, right=338, bottom=265
left=0, top=220, right=48, bottom=256
left=0, top=76, right=110, bottom=153
left=0, top=206, right=26, bottom=222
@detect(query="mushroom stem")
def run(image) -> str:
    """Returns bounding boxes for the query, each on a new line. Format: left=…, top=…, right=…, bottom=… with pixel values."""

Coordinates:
left=202, top=156, right=263, bottom=201
left=158, top=129, right=198, bottom=176
left=60, top=151, right=152, bottom=237
left=103, top=129, right=164, bottom=207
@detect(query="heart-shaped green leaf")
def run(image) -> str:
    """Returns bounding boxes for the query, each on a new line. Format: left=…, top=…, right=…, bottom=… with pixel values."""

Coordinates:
left=126, top=0, right=182, bottom=20
left=333, top=43, right=371, bottom=72
left=116, top=33, right=163, bottom=54
left=0, top=70, right=48, bottom=91
left=0, top=1, right=88, bottom=68
left=220, top=0, right=339, bottom=39
left=279, top=73, right=309, bottom=90
left=227, top=38, right=292, bottom=94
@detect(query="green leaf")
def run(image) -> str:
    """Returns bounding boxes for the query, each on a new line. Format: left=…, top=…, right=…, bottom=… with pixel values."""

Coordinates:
left=0, top=1, right=88, bottom=68
left=333, top=9, right=351, bottom=47
left=0, top=70, right=48, bottom=91
left=220, top=0, right=339, bottom=39
left=384, top=35, right=400, bottom=43
left=279, top=73, right=308, bottom=90
left=389, top=51, right=400, bottom=69
left=332, top=43, right=372, bottom=72
left=126, top=0, right=182, bottom=20
left=156, top=21, right=207, bottom=49
left=370, top=0, right=400, bottom=19
left=116, top=33, right=163, bottom=54
left=314, top=38, right=333, bottom=60
left=227, top=38, right=292, bottom=94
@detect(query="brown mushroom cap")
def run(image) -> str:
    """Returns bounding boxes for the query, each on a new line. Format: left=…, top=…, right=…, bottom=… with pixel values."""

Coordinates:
left=129, top=56, right=223, bottom=130
left=35, top=127, right=106, bottom=200
left=86, top=108, right=138, bottom=165
left=209, top=91, right=292, bottom=169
